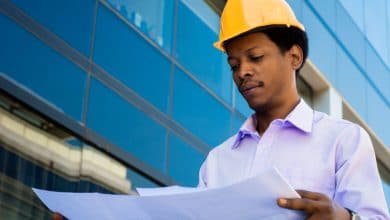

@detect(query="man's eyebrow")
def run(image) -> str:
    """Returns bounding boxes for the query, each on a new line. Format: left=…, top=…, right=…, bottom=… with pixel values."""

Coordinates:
left=227, top=46, right=261, bottom=62
left=245, top=46, right=260, bottom=52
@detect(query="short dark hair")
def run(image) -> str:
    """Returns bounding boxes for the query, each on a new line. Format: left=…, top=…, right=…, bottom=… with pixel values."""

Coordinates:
left=224, top=25, right=309, bottom=75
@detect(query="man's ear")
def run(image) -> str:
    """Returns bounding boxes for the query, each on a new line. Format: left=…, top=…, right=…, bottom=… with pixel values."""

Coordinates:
left=288, top=45, right=303, bottom=71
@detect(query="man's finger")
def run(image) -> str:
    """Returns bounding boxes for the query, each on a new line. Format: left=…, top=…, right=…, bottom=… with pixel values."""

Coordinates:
left=52, top=212, right=64, bottom=220
left=277, top=198, right=317, bottom=214
left=295, top=189, right=324, bottom=201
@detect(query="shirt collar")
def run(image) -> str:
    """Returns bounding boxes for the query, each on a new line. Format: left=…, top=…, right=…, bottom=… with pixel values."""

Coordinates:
left=232, top=115, right=260, bottom=149
left=232, top=99, right=314, bottom=149
left=284, top=99, right=314, bottom=133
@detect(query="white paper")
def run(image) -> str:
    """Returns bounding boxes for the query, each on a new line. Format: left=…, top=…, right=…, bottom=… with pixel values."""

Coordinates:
left=33, top=168, right=306, bottom=220
left=136, top=185, right=206, bottom=196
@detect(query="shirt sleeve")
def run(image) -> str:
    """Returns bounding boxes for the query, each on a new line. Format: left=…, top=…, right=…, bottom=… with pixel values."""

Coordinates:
left=197, top=160, right=207, bottom=188
left=334, top=124, right=390, bottom=220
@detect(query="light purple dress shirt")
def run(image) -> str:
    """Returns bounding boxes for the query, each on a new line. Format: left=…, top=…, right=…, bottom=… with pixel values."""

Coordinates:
left=198, top=100, right=390, bottom=219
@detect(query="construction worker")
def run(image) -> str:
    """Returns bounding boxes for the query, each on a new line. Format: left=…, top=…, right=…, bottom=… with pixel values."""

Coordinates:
left=198, top=0, right=390, bottom=219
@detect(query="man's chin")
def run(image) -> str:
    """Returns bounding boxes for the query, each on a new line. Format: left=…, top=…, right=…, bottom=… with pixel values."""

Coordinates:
left=247, top=100, right=270, bottom=113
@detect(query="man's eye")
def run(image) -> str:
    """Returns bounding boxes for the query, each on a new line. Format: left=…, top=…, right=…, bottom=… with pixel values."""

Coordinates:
left=250, top=55, right=264, bottom=61
left=230, top=64, right=239, bottom=72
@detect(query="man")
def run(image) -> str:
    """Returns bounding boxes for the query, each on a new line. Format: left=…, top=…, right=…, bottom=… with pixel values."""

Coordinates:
left=198, top=0, right=390, bottom=219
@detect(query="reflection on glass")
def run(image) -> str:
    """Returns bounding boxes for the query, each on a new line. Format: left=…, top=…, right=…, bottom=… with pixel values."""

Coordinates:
left=0, top=14, right=86, bottom=121
left=181, top=0, right=219, bottom=33
left=0, top=92, right=79, bottom=147
left=336, top=47, right=367, bottom=117
left=303, top=3, right=337, bottom=85
left=127, top=169, right=159, bottom=190
left=175, top=0, right=232, bottom=104
left=94, top=4, right=171, bottom=112
left=335, top=2, right=365, bottom=71
left=172, top=68, right=233, bottom=147
left=0, top=93, right=114, bottom=219
left=87, top=78, right=167, bottom=172
left=364, top=0, right=389, bottom=66
left=339, top=0, right=364, bottom=32
left=168, top=133, right=205, bottom=186
left=106, top=0, right=174, bottom=52
left=366, top=87, right=390, bottom=146
left=10, top=0, right=95, bottom=56
left=366, top=43, right=390, bottom=99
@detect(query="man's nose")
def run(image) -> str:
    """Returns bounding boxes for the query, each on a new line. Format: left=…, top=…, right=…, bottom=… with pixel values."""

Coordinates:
left=237, top=62, right=254, bottom=79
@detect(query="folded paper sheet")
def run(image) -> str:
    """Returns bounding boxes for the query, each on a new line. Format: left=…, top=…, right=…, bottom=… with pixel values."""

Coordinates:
left=33, top=168, right=306, bottom=220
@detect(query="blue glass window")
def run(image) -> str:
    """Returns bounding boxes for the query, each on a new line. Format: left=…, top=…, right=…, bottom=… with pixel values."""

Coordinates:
left=46, top=172, right=56, bottom=190
left=20, top=159, right=35, bottom=186
left=172, top=67, right=233, bottom=147
left=367, top=86, right=390, bottom=146
left=77, top=181, right=90, bottom=192
left=4, top=151, right=18, bottom=180
left=286, top=0, right=303, bottom=19
left=339, top=0, right=364, bottom=32
left=0, top=147, right=4, bottom=172
left=94, top=4, right=171, bottom=112
left=0, top=14, right=86, bottom=121
left=54, top=175, right=77, bottom=192
left=105, top=0, right=174, bottom=53
left=306, top=0, right=337, bottom=27
left=366, top=44, right=390, bottom=99
left=87, top=78, right=167, bottom=172
left=168, top=134, right=205, bottom=186
left=235, top=89, right=253, bottom=118
left=175, top=0, right=232, bottom=104
left=11, top=0, right=95, bottom=56
left=0, top=144, right=113, bottom=219
left=336, top=47, right=367, bottom=118
left=340, top=0, right=364, bottom=32
left=127, top=169, right=159, bottom=190
left=335, top=3, right=365, bottom=71
left=34, top=166, right=46, bottom=189
left=382, top=180, right=390, bottom=208
left=302, top=3, right=337, bottom=85
left=231, top=113, right=245, bottom=134
left=365, top=0, right=389, bottom=65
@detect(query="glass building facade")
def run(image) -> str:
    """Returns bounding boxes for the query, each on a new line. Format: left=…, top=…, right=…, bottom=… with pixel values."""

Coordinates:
left=0, top=0, right=389, bottom=218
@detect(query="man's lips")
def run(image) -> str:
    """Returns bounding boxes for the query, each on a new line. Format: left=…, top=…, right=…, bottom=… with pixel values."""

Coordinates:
left=240, top=81, right=264, bottom=95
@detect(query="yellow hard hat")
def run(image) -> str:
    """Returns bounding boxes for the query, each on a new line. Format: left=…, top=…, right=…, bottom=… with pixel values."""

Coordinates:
left=214, top=0, right=305, bottom=52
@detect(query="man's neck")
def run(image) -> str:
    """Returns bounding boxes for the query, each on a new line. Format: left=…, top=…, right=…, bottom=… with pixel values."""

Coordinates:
left=255, top=97, right=300, bottom=135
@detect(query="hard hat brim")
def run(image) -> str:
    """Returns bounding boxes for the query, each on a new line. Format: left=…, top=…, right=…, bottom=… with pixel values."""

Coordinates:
left=214, top=23, right=305, bottom=52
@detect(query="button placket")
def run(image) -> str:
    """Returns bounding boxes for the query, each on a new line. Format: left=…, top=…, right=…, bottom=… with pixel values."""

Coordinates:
left=250, top=123, right=281, bottom=175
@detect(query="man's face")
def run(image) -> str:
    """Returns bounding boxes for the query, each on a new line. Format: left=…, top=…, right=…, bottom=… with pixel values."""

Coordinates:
left=225, top=32, right=298, bottom=112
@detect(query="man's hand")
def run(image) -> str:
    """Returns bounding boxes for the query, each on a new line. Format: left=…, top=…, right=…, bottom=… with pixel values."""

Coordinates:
left=277, top=190, right=351, bottom=220
left=52, top=212, right=64, bottom=220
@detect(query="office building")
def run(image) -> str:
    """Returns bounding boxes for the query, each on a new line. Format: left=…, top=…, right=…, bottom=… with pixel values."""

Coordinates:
left=0, top=0, right=389, bottom=218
